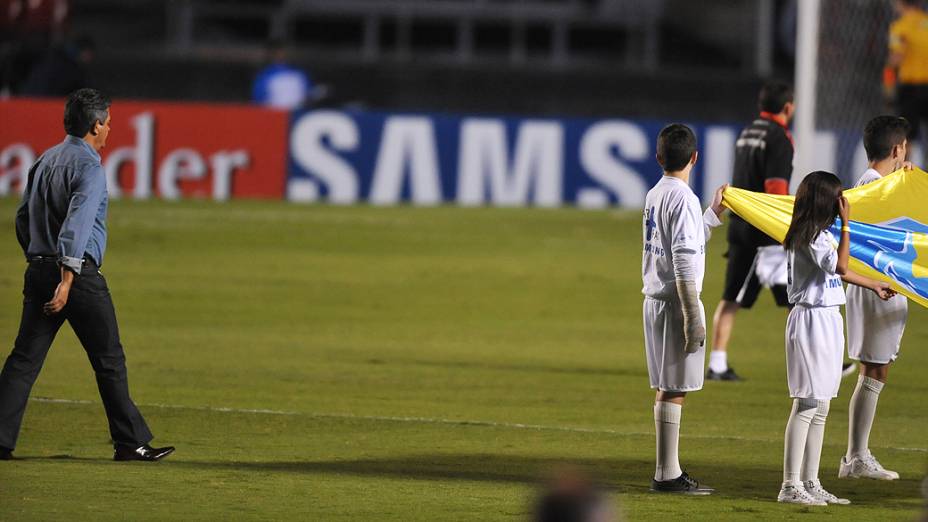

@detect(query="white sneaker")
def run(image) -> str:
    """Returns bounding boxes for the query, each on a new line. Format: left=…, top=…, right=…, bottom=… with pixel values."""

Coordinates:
left=804, top=479, right=850, bottom=505
left=777, top=482, right=827, bottom=506
left=838, top=452, right=900, bottom=480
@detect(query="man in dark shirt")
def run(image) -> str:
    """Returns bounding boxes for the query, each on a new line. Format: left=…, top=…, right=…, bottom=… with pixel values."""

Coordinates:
left=708, top=82, right=795, bottom=381
left=0, top=88, right=173, bottom=461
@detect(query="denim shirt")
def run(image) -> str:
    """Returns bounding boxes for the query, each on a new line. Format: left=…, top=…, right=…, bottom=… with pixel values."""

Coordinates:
left=15, top=135, right=108, bottom=275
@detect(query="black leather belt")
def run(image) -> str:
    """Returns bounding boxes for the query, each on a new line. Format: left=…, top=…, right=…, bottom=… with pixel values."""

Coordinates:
left=27, top=255, right=59, bottom=263
left=27, top=255, right=91, bottom=266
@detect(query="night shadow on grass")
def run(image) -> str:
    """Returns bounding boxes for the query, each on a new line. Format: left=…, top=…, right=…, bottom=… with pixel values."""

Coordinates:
left=368, top=357, right=646, bottom=379
left=24, top=453, right=925, bottom=508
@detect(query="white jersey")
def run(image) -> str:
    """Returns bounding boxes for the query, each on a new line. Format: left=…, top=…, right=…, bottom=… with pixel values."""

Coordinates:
left=846, top=168, right=908, bottom=363
left=641, top=176, right=721, bottom=299
left=787, top=230, right=846, bottom=307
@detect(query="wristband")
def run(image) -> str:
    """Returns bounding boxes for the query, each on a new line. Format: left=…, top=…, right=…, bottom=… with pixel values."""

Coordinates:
left=841, top=226, right=850, bottom=233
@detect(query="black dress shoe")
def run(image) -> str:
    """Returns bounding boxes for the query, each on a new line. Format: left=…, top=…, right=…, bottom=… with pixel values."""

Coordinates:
left=0, top=447, right=12, bottom=460
left=650, top=471, right=714, bottom=495
left=114, top=444, right=175, bottom=462
left=706, top=366, right=742, bottom=381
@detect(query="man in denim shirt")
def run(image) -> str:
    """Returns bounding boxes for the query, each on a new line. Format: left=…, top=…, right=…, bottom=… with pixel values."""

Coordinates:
left=0, top=89, right=173, bottom=461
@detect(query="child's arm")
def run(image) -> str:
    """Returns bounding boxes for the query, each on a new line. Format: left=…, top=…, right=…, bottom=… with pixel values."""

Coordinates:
left=701, top=184, right=728, bottom=241
left=842, top=271, right=896, bottom=301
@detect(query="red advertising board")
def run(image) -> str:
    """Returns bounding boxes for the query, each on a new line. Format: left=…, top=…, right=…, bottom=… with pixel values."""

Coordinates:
left=0, top=98, right=288, bottom=200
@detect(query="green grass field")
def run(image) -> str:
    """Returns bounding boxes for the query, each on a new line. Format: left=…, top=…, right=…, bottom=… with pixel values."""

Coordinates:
left=0, top=198, right=925, bottom=521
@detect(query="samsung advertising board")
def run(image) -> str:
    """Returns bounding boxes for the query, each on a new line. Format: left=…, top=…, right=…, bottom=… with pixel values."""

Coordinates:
left=1, top=99, right=884, bottom=207
left=286, top=109, right=743, bottom=208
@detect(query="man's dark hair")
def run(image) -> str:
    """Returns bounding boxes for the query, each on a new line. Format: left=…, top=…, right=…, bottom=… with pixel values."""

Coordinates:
left=64, top=88, right=110, bottom=137
left=864, top=116, right=910, bottom=161
left=900, top=0, right=922, bottom=7
left=656, top=123, right=696, bottom=173
left=758, top=81, right=794, bottom=113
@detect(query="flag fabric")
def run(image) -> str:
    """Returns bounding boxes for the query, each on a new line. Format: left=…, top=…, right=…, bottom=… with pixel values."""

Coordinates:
left=721, top=167, right=928, bottom=308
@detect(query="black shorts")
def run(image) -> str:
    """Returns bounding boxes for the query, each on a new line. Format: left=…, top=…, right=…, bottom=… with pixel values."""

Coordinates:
left=897, top=84, right=928, bottom=139
left=722, top=219, right=790, bottom=309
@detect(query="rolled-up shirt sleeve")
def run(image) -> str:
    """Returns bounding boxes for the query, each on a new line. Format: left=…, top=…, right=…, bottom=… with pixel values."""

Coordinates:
left=702, top=206, right=722, bottom=241
left=57, top=163, right=106, bottom=274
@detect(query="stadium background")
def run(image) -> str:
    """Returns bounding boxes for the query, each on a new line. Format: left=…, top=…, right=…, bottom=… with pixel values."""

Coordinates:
left=1, top=1, right=927, bottom=520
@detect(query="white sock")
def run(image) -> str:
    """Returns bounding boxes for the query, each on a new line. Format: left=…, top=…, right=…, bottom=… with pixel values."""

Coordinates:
left=801, top=400, right=830, bottom=482
left=783, top=398, right=817, bottom=484
left=654, top=401, right=683, bottom=481
left=847, top=375, right=884, bottom=459
left=708, top=350, right=728, bottom=373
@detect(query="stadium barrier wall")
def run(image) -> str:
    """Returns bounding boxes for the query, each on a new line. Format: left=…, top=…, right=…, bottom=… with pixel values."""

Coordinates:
left=1, top=98, right=879, bottom=207
left=0, top=99, right=289, bottom=200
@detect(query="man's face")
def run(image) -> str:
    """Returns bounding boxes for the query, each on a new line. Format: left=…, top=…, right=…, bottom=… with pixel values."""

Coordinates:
left=95, top=111, right=111, bottom=150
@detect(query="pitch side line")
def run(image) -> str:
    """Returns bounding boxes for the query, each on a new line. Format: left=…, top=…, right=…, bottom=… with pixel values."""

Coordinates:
left=30, top=397, right=928, bottom=454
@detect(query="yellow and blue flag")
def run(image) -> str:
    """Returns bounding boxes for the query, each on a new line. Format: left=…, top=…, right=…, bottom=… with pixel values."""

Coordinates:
left=722, top=167, right=928, bottom=308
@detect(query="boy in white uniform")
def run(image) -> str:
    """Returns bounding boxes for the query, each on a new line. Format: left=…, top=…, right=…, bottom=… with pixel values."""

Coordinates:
left=840, top=116, right=911, bottom=480
left=642, top=123, right=726, bottom=494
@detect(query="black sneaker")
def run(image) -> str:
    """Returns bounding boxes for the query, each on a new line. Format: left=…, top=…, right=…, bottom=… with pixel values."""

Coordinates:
left=706, top=367, right=741, bottom=381
left=0, top=447, right=13, bottom=460
left=651, top=471, right=714, bottom=495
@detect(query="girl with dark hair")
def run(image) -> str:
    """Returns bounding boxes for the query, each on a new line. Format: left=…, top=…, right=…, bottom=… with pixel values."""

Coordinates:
left=777, top=171, right=894, bottom=506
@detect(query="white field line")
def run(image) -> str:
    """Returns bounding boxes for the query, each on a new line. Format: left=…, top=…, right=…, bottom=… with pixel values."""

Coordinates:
left=30, top=396, right=927, bottom=454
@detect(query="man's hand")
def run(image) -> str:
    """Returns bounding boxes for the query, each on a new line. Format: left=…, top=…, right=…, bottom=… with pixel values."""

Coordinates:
left=44, top=267, right=74, bottom=315
left=903, top=161, right=916, bottom=171
left=711, top=183, right=729, bottom=217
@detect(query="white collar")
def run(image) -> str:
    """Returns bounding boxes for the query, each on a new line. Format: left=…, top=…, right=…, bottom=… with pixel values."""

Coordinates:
left=661, top=175, right=689, bottom=186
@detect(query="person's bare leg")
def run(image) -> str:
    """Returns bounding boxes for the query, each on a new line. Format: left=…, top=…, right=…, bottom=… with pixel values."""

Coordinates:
left=709, top=300, right=739, bottom=374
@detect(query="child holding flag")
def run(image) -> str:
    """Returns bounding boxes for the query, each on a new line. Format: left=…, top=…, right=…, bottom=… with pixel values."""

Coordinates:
left=841, top=116, right=912, bottom=480
left=777, top=172, right=894, bottom=506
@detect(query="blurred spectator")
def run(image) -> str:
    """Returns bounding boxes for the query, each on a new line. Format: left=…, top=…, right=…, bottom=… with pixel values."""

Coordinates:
left=534, top=468, right=616, bottom=522
left=0, top=0, right=70, bottom=96
left=21, top=36, right=94, bottom=97
left=887, top=0, right=928, bottom=148
left=252, top=40, right=316, bottom=110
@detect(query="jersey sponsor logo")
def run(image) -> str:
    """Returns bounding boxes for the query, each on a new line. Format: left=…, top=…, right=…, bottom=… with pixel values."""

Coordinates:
left=833, top=217, right=928, bottom=299
left=645, top=206, right=656, bottom=241
left=825, top=277, right=842, bottom=289
left=643, top=243, right=665, bottom=256
left=643, top=206, right=665, bottom=256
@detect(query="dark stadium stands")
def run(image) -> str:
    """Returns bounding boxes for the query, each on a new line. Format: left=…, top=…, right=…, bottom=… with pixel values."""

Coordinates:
left=19, top=0, right=790, bottom=121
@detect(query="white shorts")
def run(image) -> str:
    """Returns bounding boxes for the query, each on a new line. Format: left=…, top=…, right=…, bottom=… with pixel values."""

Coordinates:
left=643, top=296, right=706, bottom=392
left=845, top=285, right=907, bottom=364
left=785, top=305, right=844, bottom=400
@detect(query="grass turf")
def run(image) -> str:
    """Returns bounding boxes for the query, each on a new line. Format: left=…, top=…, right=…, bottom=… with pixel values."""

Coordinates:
left=0, top=198, right=925, bottom=520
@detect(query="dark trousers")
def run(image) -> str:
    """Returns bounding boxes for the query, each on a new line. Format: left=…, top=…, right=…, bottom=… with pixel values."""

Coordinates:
left=0, top=260, right=152, bottom=450
left=898, top=84, right=928, bottom=139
